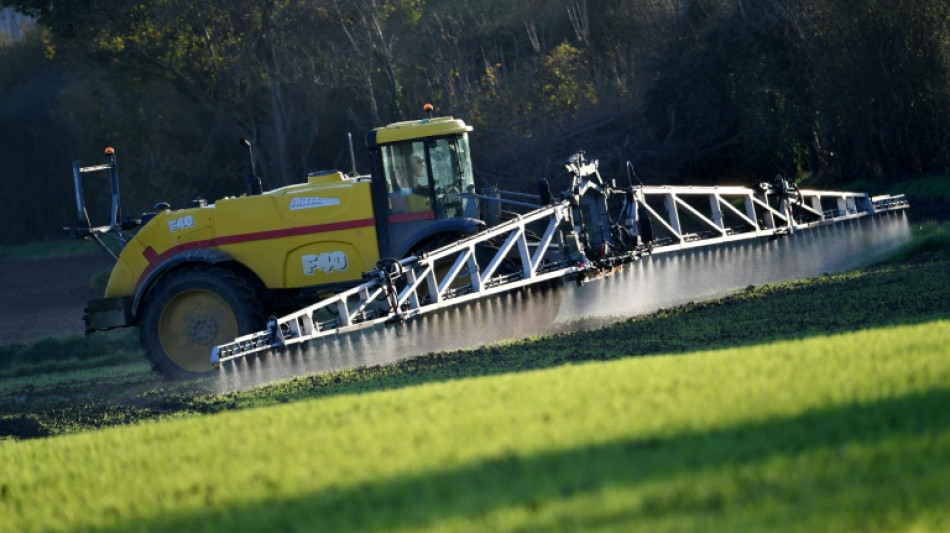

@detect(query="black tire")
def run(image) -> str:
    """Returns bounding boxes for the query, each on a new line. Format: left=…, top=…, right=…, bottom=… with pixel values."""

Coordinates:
left=139, top=266, right=264, bottom=378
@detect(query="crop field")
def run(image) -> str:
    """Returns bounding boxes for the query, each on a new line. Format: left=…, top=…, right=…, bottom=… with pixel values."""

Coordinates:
left=0, top=221, right=948, bottom=531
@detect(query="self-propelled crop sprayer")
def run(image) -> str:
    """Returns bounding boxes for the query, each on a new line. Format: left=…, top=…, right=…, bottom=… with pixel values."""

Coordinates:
left=68, top=110, right=909, bottom=378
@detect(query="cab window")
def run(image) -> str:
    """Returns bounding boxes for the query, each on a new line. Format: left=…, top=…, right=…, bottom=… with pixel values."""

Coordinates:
left=380, top=134, right=475, bottom=219
left=382, top=141, right=432, bottom=216
left=428, top=135, right=475, bottom=218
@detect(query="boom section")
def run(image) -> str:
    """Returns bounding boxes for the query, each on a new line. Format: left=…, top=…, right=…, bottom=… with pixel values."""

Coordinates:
left=212, top=172, right=908, bottom=367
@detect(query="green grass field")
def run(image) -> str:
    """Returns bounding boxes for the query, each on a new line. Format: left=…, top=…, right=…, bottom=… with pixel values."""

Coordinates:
left=0, top=221, right=948, bottom=531
left=2, top=319, right=949, bottom=532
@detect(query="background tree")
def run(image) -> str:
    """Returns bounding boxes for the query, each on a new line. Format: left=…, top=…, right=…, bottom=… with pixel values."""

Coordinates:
left=0, top=0, right=948, bottom=244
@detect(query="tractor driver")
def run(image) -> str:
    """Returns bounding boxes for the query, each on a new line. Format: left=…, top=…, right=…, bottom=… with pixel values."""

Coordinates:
left=408, top=154, right=431, bottom=195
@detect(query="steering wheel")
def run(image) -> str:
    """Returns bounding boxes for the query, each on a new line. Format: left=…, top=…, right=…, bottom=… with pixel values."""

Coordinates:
left=439, top=186, right=463, bottom=215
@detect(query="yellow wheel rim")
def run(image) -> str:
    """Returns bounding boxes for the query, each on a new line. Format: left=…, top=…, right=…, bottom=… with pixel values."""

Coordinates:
left=157, top=289, right=239, bottom=373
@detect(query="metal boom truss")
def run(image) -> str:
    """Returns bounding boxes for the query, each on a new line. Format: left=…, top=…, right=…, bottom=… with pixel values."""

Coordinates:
left=212, top=159, right=908, bottom=367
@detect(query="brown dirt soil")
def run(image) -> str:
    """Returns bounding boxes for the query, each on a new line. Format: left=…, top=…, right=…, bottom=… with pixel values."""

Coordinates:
left=0, top=253, right=114, bottom=344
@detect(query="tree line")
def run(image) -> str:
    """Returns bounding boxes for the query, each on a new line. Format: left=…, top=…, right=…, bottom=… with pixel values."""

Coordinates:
left=1, top=0, right=948, bottom=244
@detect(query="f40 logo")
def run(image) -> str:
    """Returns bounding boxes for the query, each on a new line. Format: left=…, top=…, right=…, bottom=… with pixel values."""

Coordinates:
left=302, top=251, right=349, bottom=275
left=168, top=215, right=196, bottom=233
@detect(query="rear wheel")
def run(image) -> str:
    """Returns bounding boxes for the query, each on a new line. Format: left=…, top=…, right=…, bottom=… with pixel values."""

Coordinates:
left=140, top=267, right=264, bottom=378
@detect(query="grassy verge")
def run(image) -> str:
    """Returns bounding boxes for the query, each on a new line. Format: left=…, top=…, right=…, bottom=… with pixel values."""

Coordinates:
left=888, top=176, right=950, bottom=222
left=0, top=333, right=140, bottom=379
left=885, top=174, right=950, bottom=199
left=888, top=220, right=950, bottom=262
left=2, top=319, right=948, bottom=532
left=832, top=174, right=949, bottom=222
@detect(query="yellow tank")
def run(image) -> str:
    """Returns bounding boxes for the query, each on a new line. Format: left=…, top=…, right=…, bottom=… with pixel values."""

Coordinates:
left=105, top=171, right=379, bottom=299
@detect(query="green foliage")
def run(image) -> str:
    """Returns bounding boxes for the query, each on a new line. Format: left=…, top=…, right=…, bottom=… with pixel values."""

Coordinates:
left=642, top=0, right=950, bottom=182
left=539, top=42, right=597, bottom=117
left=798, top=0, right=950, bottom=181
left=1, top=0, right=950, bottom=238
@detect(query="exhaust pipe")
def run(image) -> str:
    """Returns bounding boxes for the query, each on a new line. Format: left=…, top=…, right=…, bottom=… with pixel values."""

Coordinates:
left=241, top=138, right=263, bottom=196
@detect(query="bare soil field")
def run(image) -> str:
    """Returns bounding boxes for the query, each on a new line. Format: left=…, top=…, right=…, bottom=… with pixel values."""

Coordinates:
left=0, top=253, right=113, bottom=344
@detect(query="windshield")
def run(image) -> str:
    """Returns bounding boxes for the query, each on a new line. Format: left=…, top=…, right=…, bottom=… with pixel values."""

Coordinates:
left=428, top=134, right=473, bottom=195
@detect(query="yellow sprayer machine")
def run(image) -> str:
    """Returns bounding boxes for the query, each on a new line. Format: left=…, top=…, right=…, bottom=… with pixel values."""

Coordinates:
left=69, top=109, right=909, bottom=378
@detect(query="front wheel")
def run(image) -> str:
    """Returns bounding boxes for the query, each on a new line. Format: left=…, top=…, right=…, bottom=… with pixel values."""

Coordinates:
left=139, top=267, right=264, bottom=378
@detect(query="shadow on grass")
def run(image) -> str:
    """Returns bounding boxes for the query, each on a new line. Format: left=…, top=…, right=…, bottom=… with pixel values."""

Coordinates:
left=207, top=258, right=950, bottom=410
left=100, top=387, right=950, bottom=532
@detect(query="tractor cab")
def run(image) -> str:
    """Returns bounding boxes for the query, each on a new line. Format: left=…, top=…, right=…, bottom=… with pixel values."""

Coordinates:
left=366, top=116, right=482, bottom=258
